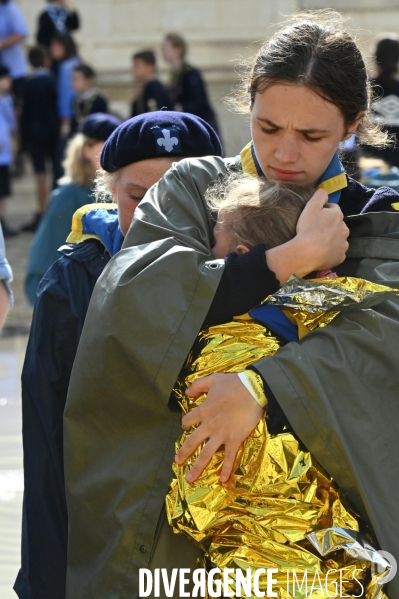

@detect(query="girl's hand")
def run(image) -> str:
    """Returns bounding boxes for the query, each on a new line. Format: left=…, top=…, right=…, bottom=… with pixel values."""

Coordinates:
left=266, top=189, right=349, bottom=284
left=175, top=373, right=264, bottom=483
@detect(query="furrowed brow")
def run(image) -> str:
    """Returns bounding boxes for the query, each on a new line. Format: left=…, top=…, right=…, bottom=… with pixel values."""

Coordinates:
left=257, top=117, right=330, bottom=134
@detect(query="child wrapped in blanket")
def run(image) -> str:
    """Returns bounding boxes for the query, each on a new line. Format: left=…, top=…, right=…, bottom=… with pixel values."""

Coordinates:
left=166, top=173, right=397, bottom=598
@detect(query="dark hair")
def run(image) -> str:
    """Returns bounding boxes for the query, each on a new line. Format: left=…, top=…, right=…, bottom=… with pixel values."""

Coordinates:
left=165, top=34, right=187, bottom=59
left=51, top=33, right=78, bottom=60
left=133, top=50, right=156, bottom=66
left=28, top=45, right=50, bottom=69
left=375, top=37, right=399, bottom=77
left=230, top=10, right=388, bottom=148
left=73, top=64, right=96, bottom=80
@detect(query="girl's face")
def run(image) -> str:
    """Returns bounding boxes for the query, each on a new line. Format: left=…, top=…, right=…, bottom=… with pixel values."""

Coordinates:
left=251, top=83, right=360, bottom=187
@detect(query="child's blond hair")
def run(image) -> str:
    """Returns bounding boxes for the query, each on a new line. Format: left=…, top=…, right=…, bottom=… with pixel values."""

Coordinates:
left=205, top=173, right=315, bottom=251
left=59, top=133, right=97, bottom=188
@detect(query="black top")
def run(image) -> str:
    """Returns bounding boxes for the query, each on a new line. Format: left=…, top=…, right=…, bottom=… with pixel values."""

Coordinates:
left=365, top=75, right=399, bottom=167
left=20, top=72, right=59, bottom=146
left=71, top=93, right=108, bottom=135
left=131, top=79, right=173, bottom=117
left=36, top=9, right=80, bottom=47
left=169, top=63, right=219, bottom=134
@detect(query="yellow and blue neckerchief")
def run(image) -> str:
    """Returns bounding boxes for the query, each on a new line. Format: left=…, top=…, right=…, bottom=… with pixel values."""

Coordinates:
left=240, top=141, right=347, bottom=203
left=240, top=141, right=348, bottom=340
left=66, top=203, right=124, bottom=257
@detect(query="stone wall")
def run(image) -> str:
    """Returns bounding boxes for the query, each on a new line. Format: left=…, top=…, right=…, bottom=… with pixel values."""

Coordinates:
left=16, top=0, right=399, bottom=155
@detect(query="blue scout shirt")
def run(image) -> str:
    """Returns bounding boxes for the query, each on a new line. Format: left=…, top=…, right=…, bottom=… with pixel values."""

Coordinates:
left=0, top=1, right=28, bottom=79
left=0, top=93, right=16, bottom=166
left=58, top=56, right=80, bottom=119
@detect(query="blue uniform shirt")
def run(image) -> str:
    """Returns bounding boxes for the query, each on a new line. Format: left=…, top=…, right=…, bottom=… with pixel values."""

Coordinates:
left=0, top=1, right=28, bottom=79
left=58, top=56, right=80, bottom=119
left=0, top=93, right=16, bottom=166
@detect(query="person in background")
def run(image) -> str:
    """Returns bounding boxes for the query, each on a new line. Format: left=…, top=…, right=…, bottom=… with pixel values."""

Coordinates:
left=37, top=0, right=80, bottom=48
left=0, top=0, right=29, bottom=176
left=0, top=66, right=17, bottom=238
left=24, top=113, right=121, bottom=305
left=161, top=33, right=220, bottom=134
left=364, top=36, right=399, bottom=168
left=0, top=0, right=28, bottom=95
left=20, top=46, right=60, bottom=233
left=131, top=50, right=173, bottom=117
left=14, top=111, right=222, bottom=599
left=0, top=223, right=13, bottom=329
left=50, top=32, right=80, bottom=143
left=71, top=64, right=108, bottom=134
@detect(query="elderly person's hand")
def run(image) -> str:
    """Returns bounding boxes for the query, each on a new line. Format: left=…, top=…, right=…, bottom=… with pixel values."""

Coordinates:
left=175, top=373, right=264, bottom=483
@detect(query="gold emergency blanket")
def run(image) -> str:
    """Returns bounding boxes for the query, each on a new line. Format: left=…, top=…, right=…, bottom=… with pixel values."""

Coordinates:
left=166, top=277, right=399, bottom=598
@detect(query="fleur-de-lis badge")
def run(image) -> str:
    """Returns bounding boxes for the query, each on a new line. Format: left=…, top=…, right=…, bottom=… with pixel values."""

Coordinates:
left=157, top=129, right=179, bottom=152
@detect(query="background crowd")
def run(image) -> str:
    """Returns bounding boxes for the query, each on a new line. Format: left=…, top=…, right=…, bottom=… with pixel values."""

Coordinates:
left=0, top=0, right=219, bottom=241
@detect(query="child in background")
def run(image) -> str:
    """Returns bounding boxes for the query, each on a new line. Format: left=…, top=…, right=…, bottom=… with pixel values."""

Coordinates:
left=0, top=66, right=17, bottom=238
left=21, top=45, right=60, bottom=233
left=50, top=32, right=80, bottom=140
left=25, top=112, right=121, bottom=305
left=161, top=33, right=219, bottom=134
left=37, top=0, right=80, bottom=47
left=71, top=64, right=108, bottom=134
left=131, top=50, right=172, bottom=117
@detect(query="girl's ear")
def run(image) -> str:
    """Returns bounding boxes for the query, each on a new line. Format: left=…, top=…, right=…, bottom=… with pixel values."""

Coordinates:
left=343, top=111, right=365, bottom=140
left=235, top=244, right=251, bottom=255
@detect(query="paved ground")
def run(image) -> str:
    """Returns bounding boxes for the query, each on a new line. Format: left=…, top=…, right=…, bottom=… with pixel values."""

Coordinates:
left=0, top=334, right=27, bottom=599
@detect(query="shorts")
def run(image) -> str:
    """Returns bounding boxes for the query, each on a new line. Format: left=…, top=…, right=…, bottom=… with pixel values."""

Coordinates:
left=12, top=77, right=26, bottom=111
left=30, top=139, right=58, bottom=174
left=0, top=165, right=11, bottom=199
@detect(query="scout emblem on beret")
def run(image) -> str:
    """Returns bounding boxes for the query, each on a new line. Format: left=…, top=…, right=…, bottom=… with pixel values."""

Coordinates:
left=152, top=126, right=183, bottom=154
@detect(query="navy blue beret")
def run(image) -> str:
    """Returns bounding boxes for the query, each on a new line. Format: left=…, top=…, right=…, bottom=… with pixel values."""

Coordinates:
left=78, top=113, right=122, bottom=142
left=100, top=111, right=223, bottom=172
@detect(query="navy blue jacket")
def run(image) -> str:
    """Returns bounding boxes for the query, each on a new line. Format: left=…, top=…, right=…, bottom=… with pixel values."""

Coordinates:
left=14, top=177, right=399, bottom=599
left=131, top=79, right=173, bottom=117
left=169, top=63, right=219, bottom=135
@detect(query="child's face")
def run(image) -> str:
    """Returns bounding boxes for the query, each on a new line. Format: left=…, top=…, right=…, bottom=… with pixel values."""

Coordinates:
left=132, top=59, right=154, bottom=81
left=0, top=76, right=12, bottom=95
left=72, top=72, right=93, bottom=94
